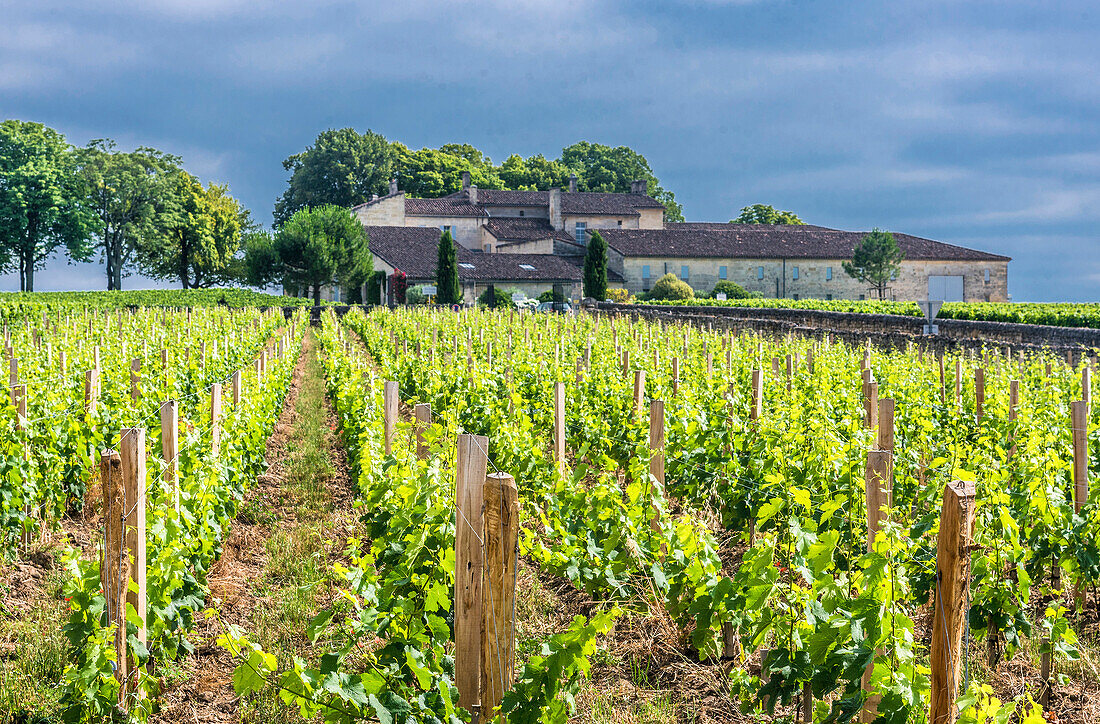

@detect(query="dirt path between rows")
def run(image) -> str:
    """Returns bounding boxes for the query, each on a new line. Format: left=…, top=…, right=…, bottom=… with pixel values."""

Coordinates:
left=153, top=331, right=355, bottom=723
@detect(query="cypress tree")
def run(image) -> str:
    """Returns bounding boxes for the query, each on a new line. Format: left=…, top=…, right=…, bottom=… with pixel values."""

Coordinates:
left=583, top=229, right=608, bottom=300
left=436, top=229, right=461, bottom=304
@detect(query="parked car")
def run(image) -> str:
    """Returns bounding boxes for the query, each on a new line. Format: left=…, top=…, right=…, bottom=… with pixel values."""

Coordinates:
left=535, top=301, right=572, bottom=313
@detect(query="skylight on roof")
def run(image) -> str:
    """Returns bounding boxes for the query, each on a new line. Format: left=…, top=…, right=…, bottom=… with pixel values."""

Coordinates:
left=458, top=263, right=475, bottom=269
left=518, top=264, right=536, bottom=271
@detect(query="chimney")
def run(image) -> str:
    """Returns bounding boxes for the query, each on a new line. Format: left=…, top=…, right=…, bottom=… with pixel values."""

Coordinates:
left=462, top=170, right=471, bottom=191
left=549, top=187, right=562, bottom=230
left=569, top=173, right=578, bottom=193
left=389, top=178, right=398, bottom=195
left=630, top=179, right=647, bottom=194
left=468, top=184, right=478, bottom=206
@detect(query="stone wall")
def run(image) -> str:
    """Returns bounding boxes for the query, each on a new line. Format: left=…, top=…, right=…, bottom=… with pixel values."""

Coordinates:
left=618, top=256, right=1009, bottom=303
left=593, top=301, right=1100, bottom=356
left=353, top=194, right=405, bottom=226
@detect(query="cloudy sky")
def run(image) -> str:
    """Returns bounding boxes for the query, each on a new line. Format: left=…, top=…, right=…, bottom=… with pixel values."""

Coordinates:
left=2, top=0, right=1098, bottom=301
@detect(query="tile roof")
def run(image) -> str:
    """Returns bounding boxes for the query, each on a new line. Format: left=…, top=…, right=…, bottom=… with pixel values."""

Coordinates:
left=668, top=222, right=833, bottom=232
left=365, top=226, right=622, bottom=283
left=601, top=226, right=1011, bottom=262
left=404, top=197, right=484, bottom=217
left=484, top=218, right=575, bottom=243
left=443, top=188, right=665, bottom=214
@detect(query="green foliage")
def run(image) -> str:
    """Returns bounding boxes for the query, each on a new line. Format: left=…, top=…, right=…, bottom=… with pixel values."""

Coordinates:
left=732, top=204, right=805, bottom=225
left=435, top=230, right=460, bottom=305
left=842, top=228, right=904, bottom=300
left=0, top=120, right=95, bottom=291
left=497, top=153, right=572, bottom=190
left=269, top=205, right=371, bottom=303
left=478, top=285, right=514, bottom=308
left=645, top=272, right=693, bottom=301
left=582, top=229, right=608, bottom=300
left=76, top=139, right=183, bottom=290
left=392, top=142, right=503, bottom=197
left=405, top=285, right=428, bottom=305
left=605, top=287, right=631, bottom=303
left=538, top=289, right=566, bottom=303
left=710, top=280, right=751, bottom=299
left=560, top=141, right=683, bottom=222
left=274, top=128, right=394, bottom=227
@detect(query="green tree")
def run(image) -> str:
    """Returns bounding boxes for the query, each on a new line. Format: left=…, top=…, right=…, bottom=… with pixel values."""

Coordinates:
left=268, top=205, right=370, bottom=303
left=76, top=140, right=181, bottom=290
left=392, top=143, right=503, bottom=197
left=242, top=230, right=281, bottom=289
left=842, top=228, right=905, bottom=300
left=436, top=229, right=460, bottom=304
left=731, top=204, right=805, bottom=225
left=560, top=141, right=684, bottom=222
left=710, top=280, right=750, bottom=299
left=583, top=229, right=608, bottom=300
left=0, top=120, right=95, bottom=291
left=275, top=128, right=394, bottom=226
left=646, top=273, right=693, bottom=301
left=139, top=174, right=251, bottom=288
left=497, top=154, right=572, bottom=190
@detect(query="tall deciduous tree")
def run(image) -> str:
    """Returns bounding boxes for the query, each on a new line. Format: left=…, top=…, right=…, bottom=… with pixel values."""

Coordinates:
left=435, top=229, right=460, bottom=305
left=139, top=174, right=251, bottom=288
left=0, top=120, right=95, bottom=291
left=76, top=140, right=181, bottom=290
left=391, top=143, right=504, bottom=198
left=583, top=229, right=608, bottom=300
left=732, top=204, right=805, bottom=225
left=843, top=228, right=905, bottom=300
left=495, top=153, right=572, bottom=191
left=275, top=128, right=394, bottom=227
left=270, top=205, right=370, bottom=303
left=560, top=141, right=684, bottom=222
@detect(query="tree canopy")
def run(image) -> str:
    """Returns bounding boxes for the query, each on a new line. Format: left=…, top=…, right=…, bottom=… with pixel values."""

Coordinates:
left=435, top=229, right=460, bottom=305
left=274, top=128, right=393, bottom=227
left=731, top=204, right=805, bottom=225
left=842, top=228, right=905, bottom=300
left=0, top=120, right=95, bottom=291
left=560, top=141, right=683, bottom=221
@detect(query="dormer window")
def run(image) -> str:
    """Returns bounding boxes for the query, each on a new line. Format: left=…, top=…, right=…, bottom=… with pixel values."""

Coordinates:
left=458, top=263, right=475, bottom=270
left=519, top=264, right=536, bottom=271
left=575, top=221, right=587, bottom=245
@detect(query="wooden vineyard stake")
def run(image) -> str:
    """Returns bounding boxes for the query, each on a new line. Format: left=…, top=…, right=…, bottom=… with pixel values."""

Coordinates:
left=621, top=348, right=630, bottom=378
left=160, top=401, right=180, bottom=513
left=865, top=449, right=893, bottom=548
left=554, top=382, right=566, bottom=474
left=383, top=380, right=398, bottom=455
left=806, top=346, right=814, bottom=375
left=649, top=399, right=665, bottom=525
left=772, top=356, right=781, bottom=375
left=210, top=383, right=223, bottom=456
left=672, top=357, right=680, bottom=395
left=232, top=370, right=242, bottom=406
left=1084, top=365, right=1092, bottom=414
left=1072, top=400, right=1088, bottom=512
left=121, top=428, right=147, bottom=649
left=481, top=471, right=519, bottom=718
left=864, top=381, right=879, bottom=430
left=785, top=354, right=793, bottom=392
left=974, top=368, right=985, bottom=422
left=15, top=384, right=32, bottom=548
left=938, top=354, right=946, bottom=404
left=414, top=403, right=432, bottom=460
left=8, top=356, right=17, bottom=390
left=1009, top=380, right=1019, bottom=421
left=954, top=358, right=962, bottom=408
left=633, top=369, right=646, bottom=418
left=85, top=369, right=98, bottom=416
left=100, top=449, right=130, bottom=707
left=929, top=480, right=977, bottom=724
left=877, top=398, right=894, bottom=452
left=130, top=359, right=142, bottom=401
left=454, top=434, right=488, bottom=714
left=751, top=369, right=763, bottom=422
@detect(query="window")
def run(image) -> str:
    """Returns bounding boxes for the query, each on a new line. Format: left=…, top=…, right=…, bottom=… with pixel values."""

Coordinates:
left=793, top=294, right=799, bottom=300
left=681, top=265, right=689, bottom=280
left=519, top=263, right=536, bottom=271
left=519, top=210, right=525, bottom=217
left=574, top=222, right=587, bottom=245
left=984, top=269, right=991, bottom=283
left=859, top=294, right=865, bottom=300
left=757, top=266, right=764, bottom=280
left=642, top=265, right=651, bottom=279
left=719, top=266, right=727, bottom=280
left=617, top=220, right=622, bottom=226
left=826, top=294, right=833, bottom=300
left=458, top=263, right=475, bottom=270
left=792, top=266, right=799, bottom=280
left=890, top=270, right=896, bottom=281
left=442, top=225, right=452, bottom=236
left=826, top=266, right=833, bottom=281
left=484, top=244, right=491, bottom=252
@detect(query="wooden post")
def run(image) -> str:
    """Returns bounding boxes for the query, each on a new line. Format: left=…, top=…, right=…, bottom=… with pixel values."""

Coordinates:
left=414, top=403, right=432, bottom=460
left=455, top=434, right=488, bottom=714
left=938, top=354, right=946, bottom=404
left=785, top=354, right=793, bottom=392
left=649, top=399, right=665, bottom=491
left=100, top=449, right=129, bottom=707
left=232, top=370, right=242, bottom=406
left=160, top=401, right=179, bottom=513
left=1072, top=400, right=1088, bottom=512
left=1009, top=380, right=1019, bottom=421
left=1084, top=365, right=1092, bottom=414
left=865, top=382, right=879, bottom=430
left=130, top=359, right=142, bottom=401
left=954, top=358, right=962, bottom=407
left=85, top=369, right=98, bottom=416
left=806, top=346, right=814, bottom=375
left=633, top=369, right=645, bottom=418
left=8, top=356, right=16, bottom=390
left=554, top=381, right=566, bottom=473
left=383, top=380, right=398, bottom=455
left=928, top=480, right=977, bottom=724
left=751, top=370, right=763, bottom=421
left=120, top=428, right=147, bottom=648
left=210, top=383, right=222, bottom=456
left=481, top=471, right=519, bottom=718
left=975, top=368, right=985, bottom=422
left=772, top=356, right=781, bottom=375
left=671, top=357, right=680, bottom=395
left=877, top=398, right=894, bottom=452
left=13, top=383, right=26, bottom=428
left=865, top=450, right=893, bottom=551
